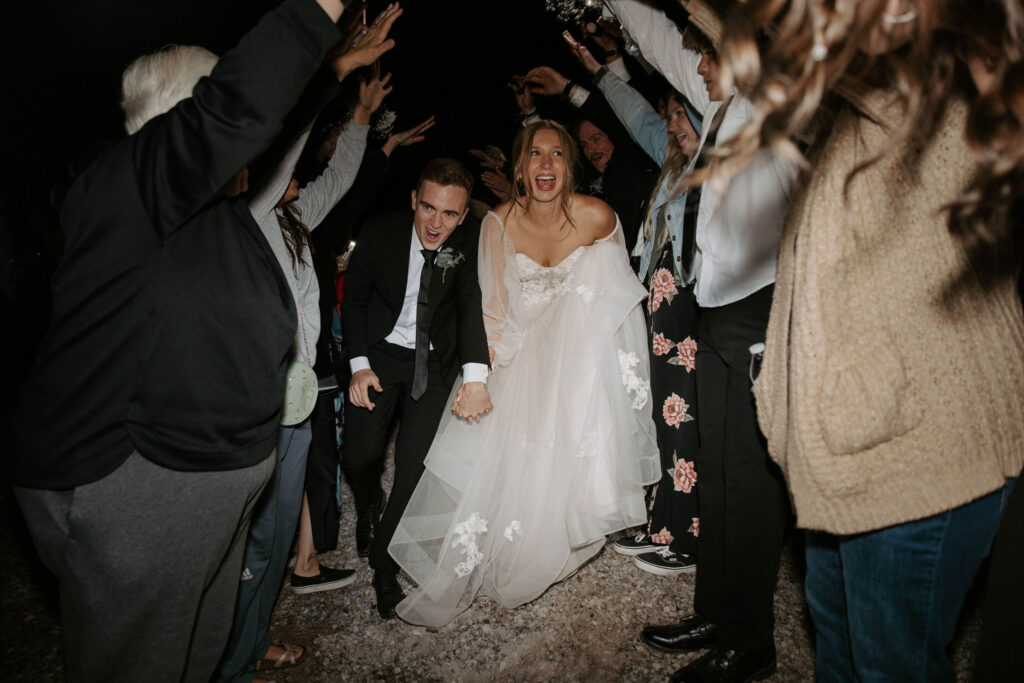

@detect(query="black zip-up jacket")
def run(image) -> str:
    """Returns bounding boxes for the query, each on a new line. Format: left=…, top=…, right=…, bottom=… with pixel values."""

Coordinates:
left=12, top=0, right=340, bottom=489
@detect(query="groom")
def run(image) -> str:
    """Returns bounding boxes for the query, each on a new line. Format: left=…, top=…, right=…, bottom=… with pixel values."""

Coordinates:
left=341, top=158, right=491, bottom=619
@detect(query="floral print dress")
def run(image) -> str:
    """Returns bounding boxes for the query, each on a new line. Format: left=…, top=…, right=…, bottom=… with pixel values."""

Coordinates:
left=646, top=244, right=700, bottom=555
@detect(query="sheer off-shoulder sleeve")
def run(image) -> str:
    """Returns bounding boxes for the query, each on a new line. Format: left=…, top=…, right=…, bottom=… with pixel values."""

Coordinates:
left=478, top=212, right=523, bottom=367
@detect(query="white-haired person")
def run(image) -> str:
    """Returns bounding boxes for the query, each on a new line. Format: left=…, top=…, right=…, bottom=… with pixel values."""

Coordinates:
left=6, top=0, right=379, bottom=680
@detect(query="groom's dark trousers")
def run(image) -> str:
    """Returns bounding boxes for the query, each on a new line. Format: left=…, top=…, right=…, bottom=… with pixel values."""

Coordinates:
left=343, top=342, right=451, bottom=574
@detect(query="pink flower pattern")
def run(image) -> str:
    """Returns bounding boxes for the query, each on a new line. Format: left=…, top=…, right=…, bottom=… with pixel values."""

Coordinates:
left=675, top=337, right=697, bottom=373
left=650, top=527, right=673, bottom=544
left=652, top=333, right=674, bottom=356
left=650, top=268, right=677, bottom=300
left=647, top=291, right=663, bottom=314
left=662, top=393, right=694, bottom=429
left=671, top=458, right=697, bottom=493
left=689, top=518, right=700, bottom=538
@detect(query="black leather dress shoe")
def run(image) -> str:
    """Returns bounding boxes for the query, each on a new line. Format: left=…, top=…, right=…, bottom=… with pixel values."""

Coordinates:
left=356, top=496, right=384, bottom=558
left=642, top=614, right=717, bottom=653
left=355, top=518, right=373, bottom=558
left=671, top=645, right=777, bottom=683
left=371, top=572, right=405, bottom=620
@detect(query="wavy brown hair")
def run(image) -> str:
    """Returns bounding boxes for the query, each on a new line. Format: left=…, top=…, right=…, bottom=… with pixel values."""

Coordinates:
left=706, top=0, right=1024, bottom=277
left=277, top=202, right=311, bottom=277
left=508, top=120, right=579, bottom=227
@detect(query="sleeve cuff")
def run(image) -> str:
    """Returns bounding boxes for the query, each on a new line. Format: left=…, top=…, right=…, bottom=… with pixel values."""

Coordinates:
left=461, top=363, right=489, bottom=385
left=607, top=57, right=631, bottom=82
left=521, top=113, right=542, bottom=127
left=349, top=356, right=371, bottom=374
left=568, top=84, right=591, bottom=109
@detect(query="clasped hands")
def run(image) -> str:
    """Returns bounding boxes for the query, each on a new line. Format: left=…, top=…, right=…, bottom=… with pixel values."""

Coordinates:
left=452, top=381, right=492, bottom=422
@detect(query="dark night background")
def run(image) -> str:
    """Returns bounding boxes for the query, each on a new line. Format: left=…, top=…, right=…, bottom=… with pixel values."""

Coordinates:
left=0, top=0, right=689, bottom=403
left=5, top=0, right=592, bottom=225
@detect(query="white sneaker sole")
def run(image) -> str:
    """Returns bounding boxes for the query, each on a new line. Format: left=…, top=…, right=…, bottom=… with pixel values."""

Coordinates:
left=290, top=572, right=358, bottom=595
left=633, top=556, right=697, bottom=576
left=612, top=542, right=659, bottom=556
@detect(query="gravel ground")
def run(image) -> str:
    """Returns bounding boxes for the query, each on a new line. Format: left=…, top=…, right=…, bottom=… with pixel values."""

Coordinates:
left=1, top=453, right=986, bottom=682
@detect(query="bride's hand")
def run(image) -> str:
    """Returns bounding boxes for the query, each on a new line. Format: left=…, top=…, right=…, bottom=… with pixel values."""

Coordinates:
left=453, top=382, right=493, bottom=422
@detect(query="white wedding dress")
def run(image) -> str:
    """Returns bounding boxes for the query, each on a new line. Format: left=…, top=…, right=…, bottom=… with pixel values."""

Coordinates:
left=388, top=211, right=659, bottom=626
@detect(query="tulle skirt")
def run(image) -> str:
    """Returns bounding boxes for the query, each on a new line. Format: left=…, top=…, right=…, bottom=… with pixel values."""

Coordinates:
left=389, top=239, right=659, bottom=626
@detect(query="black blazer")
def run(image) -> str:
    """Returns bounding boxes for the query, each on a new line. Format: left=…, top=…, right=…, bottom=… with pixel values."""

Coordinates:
left=341, top=209, right=489, bottom=387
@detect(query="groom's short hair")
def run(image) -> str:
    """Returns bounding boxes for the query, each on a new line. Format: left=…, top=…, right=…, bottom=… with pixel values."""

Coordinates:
left=417, top=158, right=474, bottom=197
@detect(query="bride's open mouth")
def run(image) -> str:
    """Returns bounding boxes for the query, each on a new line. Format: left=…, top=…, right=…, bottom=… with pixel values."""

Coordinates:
left=534, top=174, right=557, bottom=192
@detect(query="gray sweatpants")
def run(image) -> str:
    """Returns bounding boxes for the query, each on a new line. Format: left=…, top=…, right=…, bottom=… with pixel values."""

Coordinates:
left=15, top=450, right=274, bottom=683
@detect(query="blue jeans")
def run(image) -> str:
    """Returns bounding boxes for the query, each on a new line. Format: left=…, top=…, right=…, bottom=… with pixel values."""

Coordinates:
left=214, top=421, right=312, bottom=682
left=805, top=479, right=1015, bottom=683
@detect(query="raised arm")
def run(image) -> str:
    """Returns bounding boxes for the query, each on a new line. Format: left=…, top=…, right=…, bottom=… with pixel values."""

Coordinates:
left=292, top=72, right=397, bottom=228
left=562, top=31, right=669, bottom=165
left=604, top=0, right=709, bottom=111
left=134, top=0, right=344, bottom=238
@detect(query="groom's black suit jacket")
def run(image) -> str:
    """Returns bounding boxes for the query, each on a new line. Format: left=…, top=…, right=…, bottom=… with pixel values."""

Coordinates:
left=340, top=209, right=489, bottom=386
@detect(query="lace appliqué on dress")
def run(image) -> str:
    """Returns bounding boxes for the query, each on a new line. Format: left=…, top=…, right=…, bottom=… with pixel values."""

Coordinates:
left=618, top=350, right=650, bottom=410
left=504, top=520, right=522, bottom=542
left=519, top=269, right=576, bottom=307
left=576, top=433, right=597, bottom=458
left=451, top=513, right=488, bottom=578
left=575, top=284, right=595, bottom=303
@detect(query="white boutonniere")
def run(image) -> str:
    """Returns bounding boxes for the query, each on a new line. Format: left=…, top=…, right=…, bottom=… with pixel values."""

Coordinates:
left=435, top=247, right=465, bottom=283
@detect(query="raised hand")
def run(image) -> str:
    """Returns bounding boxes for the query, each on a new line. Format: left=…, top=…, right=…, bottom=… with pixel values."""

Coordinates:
left=352, top=73, right=392, bottom=124
left=523, top=66, right=569, bottom=96
left=382, top=115, right=436, bottom=156
left=330, top=3, right=403, bottom=80
left=481, top=170, right=512, bottom=202
left=469, top=146, right=506, bottom=171
left=562, top=31, right=603, bottom=74
left=507, top=76, right=535, bottom=114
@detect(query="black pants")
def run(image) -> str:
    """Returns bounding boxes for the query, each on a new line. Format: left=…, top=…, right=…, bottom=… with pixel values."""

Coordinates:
left=342, top=342, right=452, bottom=575
left=693, top=284, right=789, bottom=652
left=975, top=468, right=1024, bottom=681
left=305, top=391, right=341, bottom=552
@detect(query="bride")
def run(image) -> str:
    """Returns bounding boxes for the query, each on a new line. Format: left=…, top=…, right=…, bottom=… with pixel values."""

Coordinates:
left=389, top=120, right=659, bottom=626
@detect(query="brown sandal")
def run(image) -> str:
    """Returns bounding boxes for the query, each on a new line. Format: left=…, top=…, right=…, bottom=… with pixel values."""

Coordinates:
left=255, top=642, right=305, bottom=671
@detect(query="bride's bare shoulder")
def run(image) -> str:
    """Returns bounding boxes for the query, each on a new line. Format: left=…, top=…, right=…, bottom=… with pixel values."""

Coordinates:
left=571, top=194, right=616, bottom=241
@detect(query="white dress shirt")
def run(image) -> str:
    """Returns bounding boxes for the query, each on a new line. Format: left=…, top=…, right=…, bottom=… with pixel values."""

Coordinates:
left=349, top=225, right=488, bottom=385
left=607, top=0, right=799, bottom=308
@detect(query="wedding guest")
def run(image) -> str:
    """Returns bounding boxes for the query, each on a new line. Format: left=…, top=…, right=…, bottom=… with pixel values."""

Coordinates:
left=604, top=1, right=799, bottom=680
left=713, top=0, right=1024, bottom=680
left=388, top=120, right=660, bottom=626
left=292, top=112, right=435, bottom=588
left=8, top=0, right=349, bottom=679
left=563, top=34, right=705, bottom=577
left=214, top=10, right=403, bottom=676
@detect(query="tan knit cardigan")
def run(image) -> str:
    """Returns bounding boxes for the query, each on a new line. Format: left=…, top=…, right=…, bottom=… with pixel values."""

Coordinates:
left=754, top=88, right=1024, bottom=535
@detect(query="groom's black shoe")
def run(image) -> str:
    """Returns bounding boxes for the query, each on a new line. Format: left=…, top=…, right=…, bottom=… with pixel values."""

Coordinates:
left=670, top=644, right=776, bottom=683
left=356, top=495, right=384, bottom=558
left=642, top=614, right=717, bottom=653
left=372, top=572, right=404, bottom=620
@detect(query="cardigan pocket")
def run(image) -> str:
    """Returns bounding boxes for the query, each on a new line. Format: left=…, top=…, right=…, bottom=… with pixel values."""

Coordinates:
left=818, top=336, right=922, bottom=455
